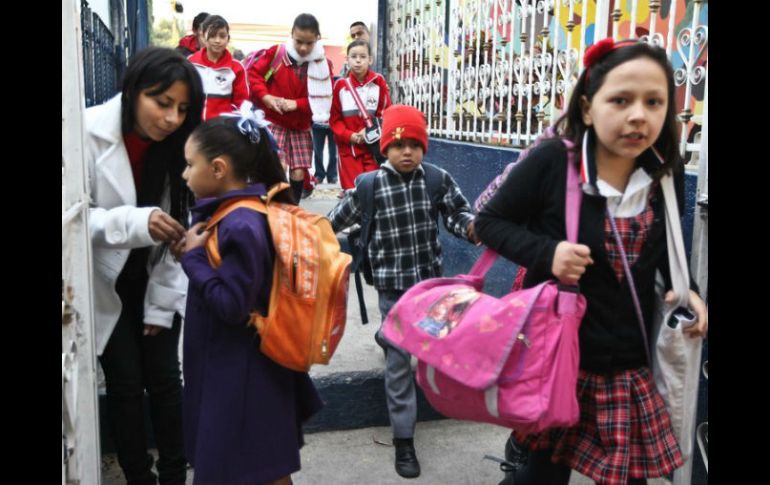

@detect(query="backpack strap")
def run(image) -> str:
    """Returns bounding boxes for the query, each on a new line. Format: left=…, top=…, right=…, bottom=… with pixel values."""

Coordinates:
left=204, top=197, right=266, bottom=268
left=246, top=45, right=286, bottom=82
left=421, top=162, right=445, bottom=222
left=264, top=45, right=286, bottom=83
left=349, top=170, right=378, bottom=324
left=353, top=170, right=378, bottom=271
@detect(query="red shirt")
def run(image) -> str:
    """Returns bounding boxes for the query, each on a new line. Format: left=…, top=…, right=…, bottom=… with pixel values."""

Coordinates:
left=123, top=131, right=153, bottom=192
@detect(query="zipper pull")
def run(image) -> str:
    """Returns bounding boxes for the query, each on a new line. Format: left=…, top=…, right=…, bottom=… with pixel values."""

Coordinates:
left=517, top=333, right=531, bottom=348
left=321, top=339, right=328, bottom=358
left=292, top=252, right=299, bottom=292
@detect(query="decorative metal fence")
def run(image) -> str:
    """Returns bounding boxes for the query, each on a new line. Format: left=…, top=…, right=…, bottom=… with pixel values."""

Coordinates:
left=81, top=0, right=126, bottom=107
left=385, top=0, right=707, bottom=163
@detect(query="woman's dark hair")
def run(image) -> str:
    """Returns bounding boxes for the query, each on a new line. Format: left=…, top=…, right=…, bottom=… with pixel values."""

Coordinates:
left=347, top=39, right=371, bottom=55
left=200, top=15, right=229, bottom=38
left=189, top=116, right=296, bottom=205
left=555, top=41, right=680, bottom=178
left=120, top=47, right=204, bottom=237
left=292, top=13, right=321, bottom=36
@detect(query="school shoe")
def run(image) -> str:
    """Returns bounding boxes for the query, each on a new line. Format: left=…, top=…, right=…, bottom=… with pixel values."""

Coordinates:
left=393, top=437, right=421, bottom=478
left=327, top=177, right=337, bottom=184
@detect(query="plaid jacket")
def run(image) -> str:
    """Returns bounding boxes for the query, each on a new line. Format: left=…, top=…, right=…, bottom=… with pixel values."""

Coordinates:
left=329, top=162, right=474, bottom=291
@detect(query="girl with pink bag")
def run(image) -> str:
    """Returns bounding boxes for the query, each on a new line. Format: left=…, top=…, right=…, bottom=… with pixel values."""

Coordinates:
left=475, top=39, right=708, bottom=485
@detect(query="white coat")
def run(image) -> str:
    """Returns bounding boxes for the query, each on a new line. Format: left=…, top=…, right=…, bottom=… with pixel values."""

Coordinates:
left=84, top=94, right=187, bottom=355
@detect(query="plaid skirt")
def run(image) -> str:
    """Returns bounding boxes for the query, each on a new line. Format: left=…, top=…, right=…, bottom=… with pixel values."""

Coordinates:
left=513, top=367, right=683, bottom=485
left=269, top=124, right=313, bottom=170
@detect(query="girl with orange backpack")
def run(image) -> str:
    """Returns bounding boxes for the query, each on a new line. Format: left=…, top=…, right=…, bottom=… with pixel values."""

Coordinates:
left=173, top=105, right=322, bottom=485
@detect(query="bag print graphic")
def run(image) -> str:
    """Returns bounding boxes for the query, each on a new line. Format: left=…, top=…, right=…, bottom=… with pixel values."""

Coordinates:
left=416, top=288, right=480, bottom=338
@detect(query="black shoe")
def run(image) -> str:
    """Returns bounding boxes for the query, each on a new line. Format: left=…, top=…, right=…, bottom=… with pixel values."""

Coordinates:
left=327, top=177, right=337, bottom=184
left=393, top=438, right=421, bottom=478
left=301, top=187, right=314, bottom=199
left=495, top=433, right=529, bottom=485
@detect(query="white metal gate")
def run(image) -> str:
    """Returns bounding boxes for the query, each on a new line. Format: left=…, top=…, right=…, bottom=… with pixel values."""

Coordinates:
left=62, top=0, right=101, bottom=482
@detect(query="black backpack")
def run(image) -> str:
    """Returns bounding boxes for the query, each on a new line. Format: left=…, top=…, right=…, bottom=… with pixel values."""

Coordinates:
left=345, top=163, right=445, bottom=323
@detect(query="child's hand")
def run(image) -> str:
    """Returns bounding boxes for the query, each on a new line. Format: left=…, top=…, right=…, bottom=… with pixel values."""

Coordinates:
left=170, top=237, right=187, bottom=261
left=143, top=324, right=164, bottom=337
left=262, top=94, right=284, bottom=114
left=666, top=289, right=708, bottom=338
left=551, top=241, right=593, bottom=285
left=282, top=99, right=298, bottom=112
left=351, top=130, right=365, bottom=144
left=466, top=222, right=480, bottom=245
left=185, top=222, right=211, bottom=252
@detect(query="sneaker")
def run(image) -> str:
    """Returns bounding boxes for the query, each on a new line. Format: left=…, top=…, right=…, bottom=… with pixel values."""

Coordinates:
left=393, top=438, right=421, bottom=478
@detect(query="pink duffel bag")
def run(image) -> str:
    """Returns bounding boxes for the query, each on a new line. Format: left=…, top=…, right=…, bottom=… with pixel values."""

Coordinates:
left=382, top=139, right=586, bottom=433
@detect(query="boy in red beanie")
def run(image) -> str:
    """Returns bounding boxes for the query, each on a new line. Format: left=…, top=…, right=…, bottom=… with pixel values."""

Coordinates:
left=328, top=104, right=477, bottom=479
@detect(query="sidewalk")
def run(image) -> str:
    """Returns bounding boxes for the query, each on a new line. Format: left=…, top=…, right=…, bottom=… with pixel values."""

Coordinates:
left=101, top=420, right=670, bottom=484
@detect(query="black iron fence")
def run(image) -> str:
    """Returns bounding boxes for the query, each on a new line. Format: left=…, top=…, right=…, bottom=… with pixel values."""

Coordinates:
left=81, top=0, right=126, bottom=107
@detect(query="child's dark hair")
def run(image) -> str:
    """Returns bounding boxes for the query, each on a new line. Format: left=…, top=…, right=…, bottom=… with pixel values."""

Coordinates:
left=120, top=47, right=204, bottom=232
left=201, top=15, right=229, bottom=37
left=192, top=12, right=209, bottom=32
left=190, top=117, right=296, bottom=205
left=292, top=13, right=320, bottom=36
left=347, top=39, right=371, bottom=55
left=555, top=41, right=680, bottom=178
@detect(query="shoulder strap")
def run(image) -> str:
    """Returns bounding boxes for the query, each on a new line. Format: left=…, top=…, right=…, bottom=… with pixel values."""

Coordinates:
left=611, top=171, right=690, bottom=366
left=204, top=197, right=266, bottom=268
left=354, top=171, right=378, bottom=259
left=264, top=45, right=286, bottom=83
left=345, top=78, right=374, bottom=128
left=421, top=162, right=449, bottom=221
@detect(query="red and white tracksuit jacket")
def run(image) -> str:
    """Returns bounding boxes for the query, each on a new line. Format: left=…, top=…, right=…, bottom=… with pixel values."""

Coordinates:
left=330, top=70, right=391, bottom=189
left=189, top=48, right=249, bottom=120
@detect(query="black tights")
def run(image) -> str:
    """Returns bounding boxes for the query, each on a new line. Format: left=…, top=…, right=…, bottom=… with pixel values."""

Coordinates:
left=509, top=448, right=647, bottom=485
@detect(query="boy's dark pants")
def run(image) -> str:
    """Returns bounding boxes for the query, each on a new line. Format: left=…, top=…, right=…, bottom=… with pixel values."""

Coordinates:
left=376, top=289, right=417, bottom=439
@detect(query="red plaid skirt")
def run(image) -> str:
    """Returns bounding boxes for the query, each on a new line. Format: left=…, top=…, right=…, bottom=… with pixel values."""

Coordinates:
left=269, top=124, right=313, bottom=170
left=513, top=367, right=683, bottom=484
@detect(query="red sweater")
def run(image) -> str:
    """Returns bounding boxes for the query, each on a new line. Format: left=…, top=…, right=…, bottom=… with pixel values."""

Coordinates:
left=189, top=48, right=249, bottom=120
left=247, top=44, right=332, bottom=131
left=330, top=70, right=391, bottom=158
left=177, top=34, right=200, bottom=55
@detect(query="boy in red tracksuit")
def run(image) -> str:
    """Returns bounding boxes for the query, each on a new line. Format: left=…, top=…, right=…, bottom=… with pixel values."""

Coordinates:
left=188, top=15, right=249, bottom=120
left=330, top=40, right=391, bottom=190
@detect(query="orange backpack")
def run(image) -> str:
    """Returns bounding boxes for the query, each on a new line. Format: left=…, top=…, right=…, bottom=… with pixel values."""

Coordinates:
left=205, top=183, right=351, bottom=372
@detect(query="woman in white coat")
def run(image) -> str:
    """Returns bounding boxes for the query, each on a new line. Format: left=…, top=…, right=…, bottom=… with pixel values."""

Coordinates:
left=84, top=47, right=203, bottom=485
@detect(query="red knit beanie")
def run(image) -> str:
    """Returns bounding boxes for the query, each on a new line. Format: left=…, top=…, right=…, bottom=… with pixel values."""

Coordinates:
left=380, top=104, right=429, bottom=155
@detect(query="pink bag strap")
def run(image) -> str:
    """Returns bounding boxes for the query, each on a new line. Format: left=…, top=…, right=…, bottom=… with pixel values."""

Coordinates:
left=470, top=138, right=580, bottom=278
